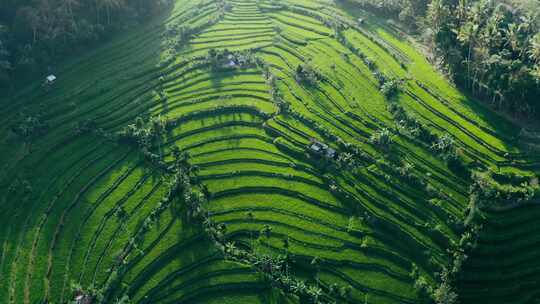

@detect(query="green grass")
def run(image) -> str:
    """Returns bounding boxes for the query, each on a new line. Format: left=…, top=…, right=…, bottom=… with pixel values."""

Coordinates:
left=1, top=0, right=538, bottom=303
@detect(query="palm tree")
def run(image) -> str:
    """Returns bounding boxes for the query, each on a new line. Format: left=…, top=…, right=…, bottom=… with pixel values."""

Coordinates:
left=70, top=281, right=83, bottom=294
left=433, top=282, right=458, bottom=304
left=224, top=242, right=236, bottom=255
left=115, top=295, right=131, bottom=304
left=291, top=280, right=306, bottom=294
left=504, top=23, right=521, bottom=55
left=517, top=15, right=534, bottom=59
left=307, top=286, right=323, bottom=303
left=261, top=224, right=272, bottom=238
left=528, top=33, right=540, bottom=64
left=99, top=0, right=125, bottom=25
left=456, top=0, right=469, bottom=24
left=280, top=275, right=292, bottom=289
left=19, top=6, right=40, bottom=43
left=483, top=9, right=504, bottom=50
left=457, top=21, right=479, bottom=87
left=427, top=0, right=452, bottom=49
left=532, top=64, right=540, bottom=79
left=61, top=0, right=79, bottom=21
left=94, top=0, right=101, bottom=24
left=339, top=286, right=352, bottom=299
left=202, top=217, right=213, bottom=229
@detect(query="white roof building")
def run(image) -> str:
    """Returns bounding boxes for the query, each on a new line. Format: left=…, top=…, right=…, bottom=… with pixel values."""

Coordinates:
left=46, top=75, right=57, bottom=83
left=309, top=138, right=336, bottom=159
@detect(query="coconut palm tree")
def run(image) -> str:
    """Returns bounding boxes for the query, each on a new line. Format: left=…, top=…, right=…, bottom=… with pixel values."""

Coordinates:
left=528, top=33, right=540, bottom=64
left=261, top=224, right=272, bottom=238
left=61, top=0, right=79, bottom=22
left=99, top=0, right=125, bottom=25
left=458, top=20, right=479, bottom=87
left=224, top=242, right=237, bottom=255
left=307, top=286, right=323, bottom=303
left=291, top=280, right=306, bottom=294
left=504, top=23, right=521, bottom=55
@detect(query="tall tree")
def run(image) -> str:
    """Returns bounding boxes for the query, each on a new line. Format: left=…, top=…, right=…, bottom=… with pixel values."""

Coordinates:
left=99, top=0, right=125, bottom=25
left=0, top=24, right=11, bottom=85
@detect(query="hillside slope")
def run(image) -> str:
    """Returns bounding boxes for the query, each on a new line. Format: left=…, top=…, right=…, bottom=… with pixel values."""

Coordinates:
left=1, top=0, right=539, bottom=303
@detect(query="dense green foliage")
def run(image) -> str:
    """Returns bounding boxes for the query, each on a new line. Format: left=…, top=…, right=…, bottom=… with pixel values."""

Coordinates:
left=345, top=0, right=430, bottom=28
left=428, top=0, right=540, bottom=115
left=0, top=0, right=170, bottom=86
left=0, top=24, right=10, bottom=83
left=346, top=0, right=540, bottom=117
left=0, top=0, right=539, bottom=304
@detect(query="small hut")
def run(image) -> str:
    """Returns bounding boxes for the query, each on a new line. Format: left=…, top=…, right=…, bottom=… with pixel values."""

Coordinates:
left=45, top=74, right=57, bottom=85
left=308, top=138, right=337, bottom=159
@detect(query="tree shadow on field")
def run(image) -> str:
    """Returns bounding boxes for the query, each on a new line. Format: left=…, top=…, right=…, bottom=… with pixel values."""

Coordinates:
left=0, top=3, right=188, bottom=303
left=209, top=70, right=225, bottom=88
left=335, top=0, right=529, bottom=156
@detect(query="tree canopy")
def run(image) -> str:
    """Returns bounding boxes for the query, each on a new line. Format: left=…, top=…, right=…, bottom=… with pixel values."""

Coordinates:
left=0, top=0, right=170, bottom=87
left=346, top=0, right=540, bottom=117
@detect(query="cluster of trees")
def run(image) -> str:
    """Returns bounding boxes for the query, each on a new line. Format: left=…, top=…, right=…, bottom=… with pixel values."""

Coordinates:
left=10, top=110, right=48, bottom=139
left=379, top=76, right=403, bottom=98
left=347, top=0, right=430, bottom=29
left=220, top=239, right=346, bottom=304
left=347, top=0, right=540, bottom=117
left=468, top=169, right=539, bottom=212
left=0, top=24, right=10, bottom=84
left=338, top=27, right=407, bottom=100
left=390, top=103, right=435, bottom=142
left=0, top=0, right=171, bottom=87
left=206, top=48, right=260, bottom=71
left=119, top=115, right=168, bottom=148
left=369, top=128, right=393, bottom=149
left=295, top=62, right=322, bottom=85
left=428, top=0, right=540, bottom=115
left=431, top=133, right=458, bottom=160
left=388, top=102, right=468, bottom=174
left=163, top=23, right=194, bottom=52
left=410, top=224, right=481, bottom=304
left=82, top=143, right=201, bottom=304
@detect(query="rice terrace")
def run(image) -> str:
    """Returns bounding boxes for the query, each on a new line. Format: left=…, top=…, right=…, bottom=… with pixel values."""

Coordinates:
left=1, top=0, right=540, bottom=303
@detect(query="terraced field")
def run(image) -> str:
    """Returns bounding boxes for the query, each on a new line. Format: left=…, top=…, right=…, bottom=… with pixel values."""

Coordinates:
left=1, top=0, right=539, bottom=303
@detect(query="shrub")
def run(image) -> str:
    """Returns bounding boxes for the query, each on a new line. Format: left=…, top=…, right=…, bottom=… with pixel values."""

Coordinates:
left=11, top=113, right=48, bottom=138
left=431, top=134, right=457, bottom=160
left=470, top=170, right=539, bottom=208
left=447, top=155, right=468, bottom=178
left=118, top=115, right=168, bottom=149
left=295, top=62, right=321, bottom=86
left=433, top=282, right=458, bottom=304
left=370, top=128, right=393, bottom=149
left=380, top=78, right=402, bottom=99
left=74, top=118, right=97, bottom=135
left=388, top=103, right=436, bottom=143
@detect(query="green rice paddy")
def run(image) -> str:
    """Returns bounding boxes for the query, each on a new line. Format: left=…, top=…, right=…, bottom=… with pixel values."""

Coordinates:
left=1, top=0, right=539, bottom=303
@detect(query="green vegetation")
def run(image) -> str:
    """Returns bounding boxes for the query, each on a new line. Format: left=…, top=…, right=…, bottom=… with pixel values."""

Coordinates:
left=0, top=0, right=539, bottom=304
left=0, top=0, right=170, bottom=87
left=344, top=0, right=540, bottom=117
